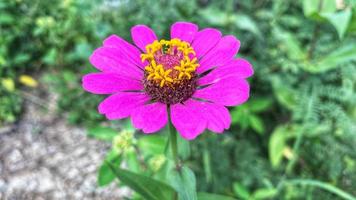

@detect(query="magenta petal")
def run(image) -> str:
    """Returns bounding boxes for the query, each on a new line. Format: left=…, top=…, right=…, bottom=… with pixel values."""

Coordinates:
left=197, top=35, right=240, bottom=74
left=82, top=73, right=143, bottom=94
left=89, top=47, right=143, bottom=79
left=194, top=77, right=250, bottom=106
left=99, top=92, right=150, bottom=120
left=170, top=99, right=207, bottom=140
left=131, top=103, right=168, bottom=133
left=192, top=28, right=221, bottom=59
left=103, top=34, right=145, bottom=68
left=170, top=22, right=198, bottom=43
left=198, top=58, right=254, bottom=85
left=204, top=103, right=231, bottom=133
left=131, top=25, right=158, bottom=52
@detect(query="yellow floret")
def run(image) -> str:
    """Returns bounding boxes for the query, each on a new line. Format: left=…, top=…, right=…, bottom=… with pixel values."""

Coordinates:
left=142, top=38, right=199, bottom=87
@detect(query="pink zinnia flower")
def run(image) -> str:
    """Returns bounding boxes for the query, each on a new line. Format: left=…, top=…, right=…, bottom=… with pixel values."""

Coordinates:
left=82, top=22, right=253, bottom=140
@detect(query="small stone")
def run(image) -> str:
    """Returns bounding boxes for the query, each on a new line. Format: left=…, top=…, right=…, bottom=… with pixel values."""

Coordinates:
left=0, top=179, right=6, bottom=192
left=7, top=149, right=23, bottom=164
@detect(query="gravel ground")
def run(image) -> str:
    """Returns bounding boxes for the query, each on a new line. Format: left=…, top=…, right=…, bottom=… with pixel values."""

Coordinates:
left=0, top=91, right=130, bottom=200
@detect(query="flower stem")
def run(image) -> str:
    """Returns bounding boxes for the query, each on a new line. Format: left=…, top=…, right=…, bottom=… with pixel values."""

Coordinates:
left=167, top=105, right=180, bottom=170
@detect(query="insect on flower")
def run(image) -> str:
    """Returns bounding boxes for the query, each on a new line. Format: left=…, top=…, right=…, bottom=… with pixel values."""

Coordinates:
left=82, top=22, right=253, bottom=140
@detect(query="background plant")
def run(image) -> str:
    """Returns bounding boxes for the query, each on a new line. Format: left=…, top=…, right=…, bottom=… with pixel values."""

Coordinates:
left=1, top=0, right=355, bottom=199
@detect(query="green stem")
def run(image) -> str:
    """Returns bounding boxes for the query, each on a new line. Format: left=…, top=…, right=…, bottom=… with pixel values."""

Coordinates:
left=167, top=105, right=180, bottom=170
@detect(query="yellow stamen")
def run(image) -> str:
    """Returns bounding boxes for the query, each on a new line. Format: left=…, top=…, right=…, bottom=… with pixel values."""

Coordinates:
left=141, top=38, right=199, bottom=87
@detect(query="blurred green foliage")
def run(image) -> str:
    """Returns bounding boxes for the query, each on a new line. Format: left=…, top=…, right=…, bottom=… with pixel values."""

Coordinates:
left=1, top=0, right=356, bottom=199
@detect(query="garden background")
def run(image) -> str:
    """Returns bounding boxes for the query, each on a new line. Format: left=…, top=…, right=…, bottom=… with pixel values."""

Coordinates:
left=0, top=0, right=355, bottom=199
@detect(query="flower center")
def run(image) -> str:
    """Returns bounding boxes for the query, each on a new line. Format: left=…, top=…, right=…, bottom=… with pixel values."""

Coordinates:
left=141, top=39, right=199, bottom=104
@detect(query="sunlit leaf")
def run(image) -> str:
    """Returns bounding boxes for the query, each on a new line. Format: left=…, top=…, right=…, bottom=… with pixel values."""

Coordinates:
left=303, top=0, right=336, bottom=21
left=1, top=78, right=15, bottom=92
left=233, top=182, right=250, bottom=200
left=323, top=8, right=352, bottom=39
left=252, top=188, right=278, bottom=199
left=269, top=125, right=288, bottom=168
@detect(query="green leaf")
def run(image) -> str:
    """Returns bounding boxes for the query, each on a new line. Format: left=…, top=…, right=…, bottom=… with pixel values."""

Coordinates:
left=323, top=9, right=352, bottom=39
left=252, top=188, right=278, bottom=199
left=303, top=0, right=336, bottom=21
left=303, top=44, right=356, bottom=73
left=199, top=8, right=229, bottom=26
left=106, top=162, right=177, bottom=200
left=231, top=14, right=262, bottom=38
left=43, top=48, right=57, bottom=65
left=13, top=53, right=31, bottom=65
left=87, top=126, right=117, bottom=141
left=249, top=99, right=273, bottom=112
left=233, top=182, right=250, bottom=200
left=249, top=115, right=265, bottom=135
left=0, top=13, right=15, bottom=24
left=126, top=150, right=140, bottom=173
left=231, top=107, right=250, bottom=129
left=271, top=77, right=297, bottom=110
left=273, top=27, right=305, bottom=60
left=347, top=8, right=356, bottom=34
left=138, top=135, right=166, bottom=156
left=97, top=150, right=122, bottom=187
left=178, top=136, right=191, bottom=160
left=197, top=193, right=236, bottom=200
left=269, top=125, right=287, bottom=168
left=168, top=166, right=197, bottom=200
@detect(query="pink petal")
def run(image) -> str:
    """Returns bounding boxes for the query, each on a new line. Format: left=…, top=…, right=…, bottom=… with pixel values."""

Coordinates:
left=89, top=47, right=143, bottom=79
left=197, top=35, right=240, bottom=74
left=192, top=28, right=221, bottom=59
left=198, top=58, right=254, bottom=85
left=98, top=92, right=150, bottom=120
left=131, top=25, right=158, bottom=52
left=194, top=76, right=250, bottom=106
left=204, top=103, right=231, bottom=133
left=82, top=73, right=143, bottom=94
left=131, top=103, right=168, bottom=133
left=170, top=99, right=207, bottom=140
left=103, top=34, right=145, bottom=68
left=170, top=22, right=198, bottom=43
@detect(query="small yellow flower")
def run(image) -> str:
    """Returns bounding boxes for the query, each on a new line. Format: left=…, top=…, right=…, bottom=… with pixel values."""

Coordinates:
left=148, top=154, right=166, bottom=172
left=36, top=16, right=55, bottom=28
left=19, top=75, right=38, bottom=88
left=112, top=130, right=136, bottom=154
